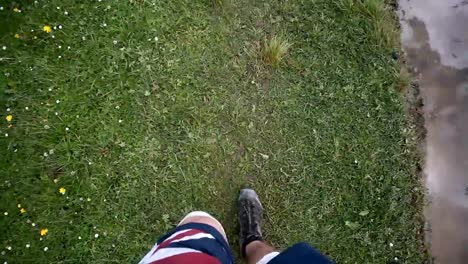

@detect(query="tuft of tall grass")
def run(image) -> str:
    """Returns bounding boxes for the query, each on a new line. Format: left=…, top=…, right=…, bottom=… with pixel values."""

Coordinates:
left=335, top=0, right=399, bottom=48
left=358, top=0, right=399, bottom=48
left=212, top=0, right=226, bottom=11
left=262, top=35, right=291, bottom=67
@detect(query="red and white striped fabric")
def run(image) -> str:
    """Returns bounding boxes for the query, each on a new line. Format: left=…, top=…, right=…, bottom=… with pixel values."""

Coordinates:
left=139, top=228, right=221, bottom=264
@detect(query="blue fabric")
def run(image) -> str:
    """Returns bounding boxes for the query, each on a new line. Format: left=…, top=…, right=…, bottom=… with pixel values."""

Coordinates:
left=157, top=223, right=234, bottom=264
left=268, top=243, right=334, bottom=264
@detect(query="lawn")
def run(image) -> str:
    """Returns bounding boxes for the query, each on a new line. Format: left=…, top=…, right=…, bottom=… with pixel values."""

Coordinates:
left=0, top=0, right=427, bottom=263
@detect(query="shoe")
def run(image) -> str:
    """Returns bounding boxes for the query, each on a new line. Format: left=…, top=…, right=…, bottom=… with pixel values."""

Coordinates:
left=239, top=188, right=264, bottom=257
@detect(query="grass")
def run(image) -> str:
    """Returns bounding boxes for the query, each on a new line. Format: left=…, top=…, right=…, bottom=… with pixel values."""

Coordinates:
left=335, top=0, right=399, bottom=48
left=262, top=35, right=291, bottom=67
left=0, top=0, right=427, bottom=263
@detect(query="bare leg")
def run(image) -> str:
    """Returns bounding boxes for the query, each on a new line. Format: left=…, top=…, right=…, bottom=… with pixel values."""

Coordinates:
left=245, top=240, right=278, bottom=264
left=239, top=189, right=280, bottom=264
left=178, top=211, right=228, bottom=241
left=139, top=211, right=231, bottom=264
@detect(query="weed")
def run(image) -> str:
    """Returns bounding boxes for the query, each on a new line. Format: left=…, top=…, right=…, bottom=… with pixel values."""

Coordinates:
left=262, top=35, right=291, bottom=67
left=212, top=0, right=224, bottom=10
left=334, top=0, right=399, bottom=48
left=357, top=0, right=399, bottom=48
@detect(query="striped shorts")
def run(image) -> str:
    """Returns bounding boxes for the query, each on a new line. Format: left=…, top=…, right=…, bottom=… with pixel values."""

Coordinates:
left=139, top=213, right=333, bottom=264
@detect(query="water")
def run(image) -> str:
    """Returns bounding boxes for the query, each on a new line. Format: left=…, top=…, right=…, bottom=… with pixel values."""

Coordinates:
left=398, top=0, right=468, bottom=262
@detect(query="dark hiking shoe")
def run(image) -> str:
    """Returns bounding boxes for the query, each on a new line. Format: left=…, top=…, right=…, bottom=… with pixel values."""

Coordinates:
left=239, top=188, right=264, bottom=258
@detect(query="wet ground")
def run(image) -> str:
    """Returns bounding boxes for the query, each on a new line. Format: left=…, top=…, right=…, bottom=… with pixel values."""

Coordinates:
left=399, top=0, right=468, bottom=263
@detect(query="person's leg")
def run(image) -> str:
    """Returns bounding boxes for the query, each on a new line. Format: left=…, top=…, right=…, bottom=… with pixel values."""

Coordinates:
left=139, top=211, right=233, bottom=264
left=245, top=240, right=279, bottom=264
left=178, top=211, right=228, bottom=241
left=239, top=188, right=334, bottom=264
left=239, top=189, right=280, bottom=264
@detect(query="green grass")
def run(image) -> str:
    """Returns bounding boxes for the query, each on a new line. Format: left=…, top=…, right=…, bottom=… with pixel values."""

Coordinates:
left=0, top=0, right=426, bottom=263
left=262, top=35, right=291, bottom=67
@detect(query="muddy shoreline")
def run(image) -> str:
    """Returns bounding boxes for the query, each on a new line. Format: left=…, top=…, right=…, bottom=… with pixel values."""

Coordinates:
left=398, top=0, right=468, bottom=263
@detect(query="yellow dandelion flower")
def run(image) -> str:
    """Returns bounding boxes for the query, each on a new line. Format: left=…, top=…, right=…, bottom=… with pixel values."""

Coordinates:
left=6, top=115, right=13, bottom=122
left=40, top=228, right=48, bottom=236
left=59, top=187, right=66, bottom=195
left=13, top=7, right=21, bottom=13
left=43, top=25, right=52, bottom=33
left=20, top=208, right=26, bottom=214
left=14, top=34, right=20, bottom=39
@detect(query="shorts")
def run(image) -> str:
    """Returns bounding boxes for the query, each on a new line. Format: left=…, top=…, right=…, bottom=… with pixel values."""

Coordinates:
left=139, top=222, right=334, bottom=264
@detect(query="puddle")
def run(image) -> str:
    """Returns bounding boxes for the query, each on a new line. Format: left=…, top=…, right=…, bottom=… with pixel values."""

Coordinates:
left=399, top=0, right=468, bottom=262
